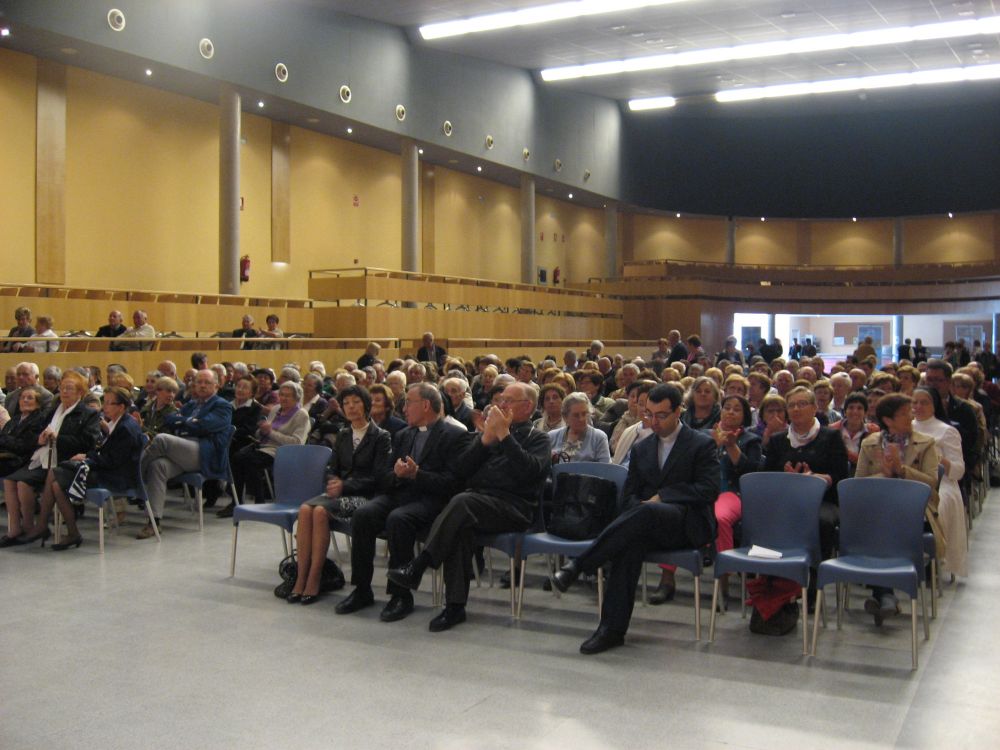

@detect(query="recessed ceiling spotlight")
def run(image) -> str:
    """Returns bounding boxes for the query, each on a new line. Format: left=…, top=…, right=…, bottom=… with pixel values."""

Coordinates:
left=476, top=165, right=483, bottom=172
left=0, top=27, right=11, bottom=37
left=257, top=100, right=265, bottom=108
left=760, top=217, right=766, bottom=222
left=568, top=193, right=574, bottom=199
left=418, top=148, right=424, bottom=155
left=346, top=127, right=353, bottom=134
left=852, top=217, right=858, bottom=221
left=948, top=212, right=954, bottom=218
left=676, top=212, right=681, bottom=218
left=145, top=68, right=153, bottom=77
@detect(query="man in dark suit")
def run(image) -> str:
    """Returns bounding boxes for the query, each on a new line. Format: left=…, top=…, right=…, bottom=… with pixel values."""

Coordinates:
left=898, top=338, right=915, bottom=362
left=232, top=314, right=260, bottom=350
left=553, top=383, right=720, bottom=655
left=440, top=376, right=477, bottom=431
left=335, top=383, right=470, bottom=621
left=666, top=329, right=688, bottom=364
left=416, top=331, right=447, bottom=369
left=387, top=383, right=550, bottom=632
left=924, top=359, right=979, bottom=470
left=95, top=310, right=127, bottom=341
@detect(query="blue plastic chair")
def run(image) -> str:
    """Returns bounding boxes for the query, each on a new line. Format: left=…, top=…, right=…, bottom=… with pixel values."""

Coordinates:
left=644, top=547, right=707, bottom=640
left=811, top=477, right=931, bottom=669
left=176, top=424, right=237, bottom=532
left=228, top=444, right=331, bottom=576
left=708, top=472, right=828, bottom=655
left=84, top=434, right=159, bottom=552
left=515, top=462, right=628, bottom=620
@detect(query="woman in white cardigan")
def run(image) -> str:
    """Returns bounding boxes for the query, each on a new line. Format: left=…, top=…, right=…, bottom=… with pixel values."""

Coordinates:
left=548, top=391, right=610, bottom=464
left=912, top=387, right=968, bottom=579
left=231, top=381, right=310, bottom=502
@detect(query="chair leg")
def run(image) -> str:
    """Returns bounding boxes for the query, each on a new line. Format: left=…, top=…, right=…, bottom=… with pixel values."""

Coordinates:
left=473, top=553, right=482, bottom=588
left=98, top=506, right=105, bottom=554
left=229, top=524, right=239, bottom=577
left=596, top=566, right=604, bottom=617
left=144, top=502, right=161, bottom=542
left=836, top=583, right=843, bottom=630
left=195, top=487, right=204, bottom=532
left=280, top=528, right=289, bottom=557
left=911, top=595, right=919, bottom=670
left=513, top=557, right=521, bottom=619
left=693, top=574, right=701, bottom=641
left=709, top=578, right=720, bottom=642
left=54, top=507, right=62, bottom=545
left=920, top=583, right=929, bottom=641
left=930, top=560, right=938, bottom=619
left=740, top=573, right=747, bottom=618
left=801, top=586, right=809, bottom=656
left=811, top=589, right=824, bottom=656
left=641, top=563, right=649, bottom=606
left=486, top=548, right=495, bottom=588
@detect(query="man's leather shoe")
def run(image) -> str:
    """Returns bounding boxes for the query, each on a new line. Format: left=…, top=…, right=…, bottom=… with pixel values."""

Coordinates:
left=387, top=559, right=426, bottom=591
left=379, top=594, right=414, bottom=622
left=428, top=605, right=466, bottom=632
left=648, top=582, right=676, bottom=605
left=579, top=627, right=625, bottom=655
left=334, top=588, right=375, bottom=615
left=551, top=561, right=580, bottom=593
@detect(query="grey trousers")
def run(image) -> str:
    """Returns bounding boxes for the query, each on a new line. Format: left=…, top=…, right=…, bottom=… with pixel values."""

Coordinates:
left=141, top=434, right=201, bottom=517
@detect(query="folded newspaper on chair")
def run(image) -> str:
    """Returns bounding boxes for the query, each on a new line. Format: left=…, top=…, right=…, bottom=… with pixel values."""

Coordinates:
left=747, top=544, right=782, bottom=559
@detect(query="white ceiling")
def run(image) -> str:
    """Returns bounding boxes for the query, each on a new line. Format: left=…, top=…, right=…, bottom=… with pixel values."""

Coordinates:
left=313, top=0, right=1000, bottom=100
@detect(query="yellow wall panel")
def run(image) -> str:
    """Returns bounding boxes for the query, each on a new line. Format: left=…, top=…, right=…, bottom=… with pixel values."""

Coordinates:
left=234, top=112, right=274, bottom=297
left=290, top=126, right=402, bottom=289
left=903, top=214, right=996, bottom=265
left=810, top=219, right=894, bottom=266
left=431, top=166, right=521, bottom=282
left=0, top=48, right=37, bottom=284
left=536, top=196, right=604, bottom=284
left=735, top=219, right=798, bottom=265
left=65, top=67, right=219, bottom=295
left=630, top=214, right=727, bottom=263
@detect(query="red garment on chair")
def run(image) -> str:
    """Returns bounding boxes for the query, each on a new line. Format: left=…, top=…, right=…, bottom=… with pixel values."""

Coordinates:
left=745, top=576, right=801, bottom=620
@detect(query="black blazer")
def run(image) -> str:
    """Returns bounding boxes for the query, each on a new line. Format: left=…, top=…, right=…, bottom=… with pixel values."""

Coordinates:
left=762, top=427, right=849, bottom=506
left=327, top=420, right=393, bottom=498
left=85, top=416, right=145, bottom=492
left=384, top=419, right=471, bottom=505
left=96, top=324, right=126, bottom=338
left=624, top=425, right=721, bottom=548
left=232, top=400, right=263, bottom=452
left=0, top=409, right=47, bottom=474
left=47, top=404, right=103, bottom=463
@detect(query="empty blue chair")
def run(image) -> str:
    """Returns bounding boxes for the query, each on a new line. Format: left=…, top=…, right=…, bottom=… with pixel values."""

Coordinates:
left=811, top=477, right=931, bottom=669
left=709, top=472, right=827, bottom=655
left=229, top=444, right=331, bottom=576
left=515, top=462, right=628, bottom=619
left=177, top=424, right=237, bottom=532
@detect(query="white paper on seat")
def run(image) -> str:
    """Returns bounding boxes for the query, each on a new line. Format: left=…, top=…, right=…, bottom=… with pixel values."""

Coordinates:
left=747, top=545, right=782, bottom=559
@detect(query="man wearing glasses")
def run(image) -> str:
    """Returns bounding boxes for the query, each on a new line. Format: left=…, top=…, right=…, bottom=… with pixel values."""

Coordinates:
left=387, top=383, right=550, bottom=632
left=552, top=383, right=720, bottom=655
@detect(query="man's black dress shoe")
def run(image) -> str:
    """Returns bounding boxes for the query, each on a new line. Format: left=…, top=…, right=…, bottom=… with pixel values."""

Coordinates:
left=380, top=594, right=414, bottom=622
left=428, top=605, right=466, bottom=632
left=386, top=559, right=426, bottom=591
left=334, top=588, right=375, bottom=615
left=579, top=627, right=625, bottom=655
left=551, top=561, right=580, bottom=593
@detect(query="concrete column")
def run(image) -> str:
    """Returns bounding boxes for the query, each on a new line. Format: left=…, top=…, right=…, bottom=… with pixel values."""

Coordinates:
left=604, top=201, right=619, bottom=279
left=992, top=312, right=1000, bottom=350
left=218, top=86, right=241, bottom=295
left=401, top=139, right=420, bottom=274
left=520, top=174, right=536, bottom=284
left=893, top=217, right=904, bottom=269
left=725, top=218, right=736, bottom=265
left=767, top=313, right=776, bottom=343
left=892, top=315, right=903, bottom=361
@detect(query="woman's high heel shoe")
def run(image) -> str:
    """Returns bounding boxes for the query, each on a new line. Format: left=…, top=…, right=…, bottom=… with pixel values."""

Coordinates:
left=0, top=534, right=27, bottom=548
left=51, top=534, right=83, bottom=551
left=21, top=528, right=52, bottom=547
left=286, top=592, right=302, bottom=604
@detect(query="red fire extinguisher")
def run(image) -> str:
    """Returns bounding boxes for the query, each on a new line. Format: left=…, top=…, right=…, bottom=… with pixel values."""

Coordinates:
left=240, top=255, right=251, bottom=283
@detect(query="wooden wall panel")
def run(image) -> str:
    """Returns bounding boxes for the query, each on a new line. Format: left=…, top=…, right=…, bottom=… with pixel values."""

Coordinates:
left=271, top=121, right=291, bottom=264
left=35, top=59, right=66, bottom=285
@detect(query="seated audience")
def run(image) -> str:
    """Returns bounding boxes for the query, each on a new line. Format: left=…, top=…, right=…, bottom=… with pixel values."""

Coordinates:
left=830, top=392, right=878, bottom=476
left=368, top=383, right=406, bottom=436
left=302, top=372, right=329, bottom=424
left=681, top=376, right=721, bottom=431
left=111, top=310, right=156, bottom=351
left=255, top=314, right=285, bottom=350
left=254, top=368, right=279, bottom=409
left=95, top=310, right=127, bottom=340
left=140, top=377, right=180, bottom=439
left=0, top=387, right=48, bottom=545
left=548, top=392, right=611, bottom=464
left=3, top=307, right=35, bottom=353
left=232, top=315, right=260, bottom=349
left=25, top=315, right=59, bottom=353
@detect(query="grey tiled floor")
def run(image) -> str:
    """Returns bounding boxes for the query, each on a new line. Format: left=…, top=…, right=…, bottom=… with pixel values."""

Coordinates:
left=2, top=490, right=998, bottom=749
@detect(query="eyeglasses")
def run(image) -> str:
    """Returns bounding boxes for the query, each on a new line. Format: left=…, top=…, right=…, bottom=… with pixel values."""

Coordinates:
left=787, top=401, right=813, bottom=410
left=498, top=398, right=529, bottom=406
left=643, top=410, right=673, bottom=422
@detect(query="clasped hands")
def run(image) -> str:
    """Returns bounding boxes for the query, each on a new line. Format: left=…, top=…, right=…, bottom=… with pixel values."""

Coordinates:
left=394, top=456, right=419, bottom=480
left=480, top=403, right=513, bottom=445
left=783, top=460, right=833, bottom=487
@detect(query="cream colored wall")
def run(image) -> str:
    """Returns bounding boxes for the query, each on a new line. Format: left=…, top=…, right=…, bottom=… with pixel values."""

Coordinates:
left=235, top=113, right=274, bottom=297
left=630, top=214, right=727, bottom=263
left=430, top=166, right=521, bottom=282
left=289, top=126, right=402, bottom=289
left=734, top=219, right=798, bottom=265
left=810, top=220, right=894, bottom=266
left=536, top=196, right=605, bottom=284
left=903, top=214, right=996, bottom=265
left=0, top=49, right=38, bottom=284
left=65, top=67, right=219, bottom=294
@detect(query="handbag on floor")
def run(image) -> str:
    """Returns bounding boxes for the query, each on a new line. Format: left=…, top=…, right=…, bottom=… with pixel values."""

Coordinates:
left=273, top=553, right=346, bottom=598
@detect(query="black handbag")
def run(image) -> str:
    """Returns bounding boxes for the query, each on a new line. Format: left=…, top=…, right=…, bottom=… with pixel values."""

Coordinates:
left=547, top=472, right=618, bottom=541
left=273, top=553, right=346, bottom=598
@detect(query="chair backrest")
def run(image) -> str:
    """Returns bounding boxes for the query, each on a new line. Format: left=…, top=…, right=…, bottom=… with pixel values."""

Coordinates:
left=836, top=477, right=930, bottom=572
left=738, top=472, right=827, bottom=557
left=272, top=444, right=333, bottom=505
left=551, top=461, right=628, bottom=502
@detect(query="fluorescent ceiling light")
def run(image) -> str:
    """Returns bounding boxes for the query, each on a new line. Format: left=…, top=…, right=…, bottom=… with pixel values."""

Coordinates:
left=715, top=63, right=1000, bottom=102
left=420, top=0, right=690, bottom=40
left=542, top=15, right=1000, bottom=81
left=628, top=95, right=677, bottom=110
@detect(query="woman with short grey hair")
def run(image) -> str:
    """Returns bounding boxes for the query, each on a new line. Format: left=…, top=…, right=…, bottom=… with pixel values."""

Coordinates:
left=547, top=391, right=610, bottom=463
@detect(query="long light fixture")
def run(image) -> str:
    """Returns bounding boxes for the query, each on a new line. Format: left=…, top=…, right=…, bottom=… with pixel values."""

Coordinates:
left=419, top=0, right=690, bottom=41
left=716, top=63, right=1000, bottom=102
left=628, top=95, right=677, bottom=110
left=542, top=16, right=1000, bottom=81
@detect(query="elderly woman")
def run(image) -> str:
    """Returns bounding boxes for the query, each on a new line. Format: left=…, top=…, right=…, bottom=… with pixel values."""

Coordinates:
left=913, top=386, right=968, bottom=579
left=253, top=368, right=279, bottom=409
left=548, top=391, right=611, bottom=463
left=472, top=365, right=498, bottom=410
left=8, top=371, right=102, bottom=546
left=682, top=376, right=722, bottom=431
left=230, top=380, right=310, bottom=503
left=813, top=379, right=841, bottom=426
left=854, top=393, right=940, bottom=624
left=43, top=386, right=146, bottom=551
left=897, top=364, right=920, bottom=396
left=140, top=377, right=180, bottom=439
left=212, top=375, right=266, bottom=517
left=0, top=387, right=48, bottom=545
left=534, top=383, right=567, bottom=434
left=288, top=385, right=392, bottom=605
left=830, top=392, right=879, bottom=476
left=2, top=306, right=35, bottom=353
left=368, top=383, right=406, bottom=436
left=763, top=386, right=849, bottom=565
left=26, top=315, right=59, bottom=353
